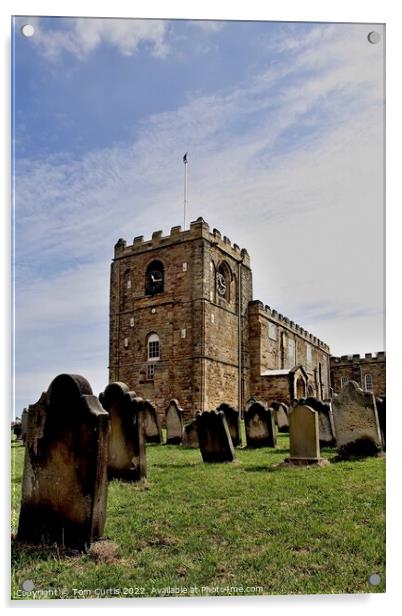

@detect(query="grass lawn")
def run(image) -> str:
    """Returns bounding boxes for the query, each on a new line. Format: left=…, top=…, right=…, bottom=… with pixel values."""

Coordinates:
left=11, top=432, right=385, bottom=600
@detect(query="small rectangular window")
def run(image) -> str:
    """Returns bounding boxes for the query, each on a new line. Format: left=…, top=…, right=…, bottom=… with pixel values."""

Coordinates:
left=364, top=374, right=374, bottom=392
left=148, top=341, right=160, bottom=359
left=341, top=376, right=348, bottom=387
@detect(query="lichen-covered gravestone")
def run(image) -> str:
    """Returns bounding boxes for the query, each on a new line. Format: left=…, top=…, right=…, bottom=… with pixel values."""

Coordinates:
left=195, top=410, right=236, bottom=462
left=21, top=408, right=28, bottom=443
left=217, top=403, right=242, bottom=446
left=165, top=399, right=184, bottom=444
left=182, top=419, right=199, bottom=448
left=300, top=397, right=336, bottom=447
left=375, top=397, right=386, bottom=450
left=142, top=400, right=163, bottom=444
left=286, top=403, right=326, bottom=465
left=99, top=382, right=147, bottom=481
left=244, top=401, right=276, bottom=448
left=271, top=401, right=289, bottom=433
left=332, top=381, right=383, bottom=456
left=17, top=374, right=110, bottom=549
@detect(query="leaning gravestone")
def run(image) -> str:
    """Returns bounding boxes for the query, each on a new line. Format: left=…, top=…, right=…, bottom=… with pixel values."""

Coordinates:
left=12, top=418, right=22, bottom=441
left=271, top=401, right=289, bottom=432
left=182, top=419, right=199, bottom=448
left=217, top=403, right=242, bottom=446
left=165, top=399, right=184, bottom=444
left=286, top=403, right=326, bottom=465
left=17, top=374, right=109, bottom=549
left=332, top=381, right=383, bottom=456
left=244, top=401, right=276, bottom=448
left=99, top=382, right=147, bottom=481
left=195, top=410, right=236, bottom=462
left=299, top=397, right=336, bottom=447
left=142, top=400, right=163, bottom=444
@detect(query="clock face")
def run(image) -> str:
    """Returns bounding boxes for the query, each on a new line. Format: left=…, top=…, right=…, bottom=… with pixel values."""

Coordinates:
left=146, top=269, right=164, bottom=294
left=216, top=272, right=226, bottom=297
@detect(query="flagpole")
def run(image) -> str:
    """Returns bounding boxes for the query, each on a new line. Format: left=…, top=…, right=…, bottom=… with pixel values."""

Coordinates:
left=183, top=152, right=188, bottom=229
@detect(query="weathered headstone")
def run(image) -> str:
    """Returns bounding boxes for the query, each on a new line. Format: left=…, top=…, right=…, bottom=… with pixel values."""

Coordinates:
left=244, top=401, right=276, bottom=448
left=182, top=419, right=199, bottom=448
left=142, top=400, right=163, bottom=444
left=17, top=374, right=109, bottom=549
left=195, top=410, right=236, bottom=463
left=332, top=381, right=383, bottom=456
left=375, top=397, right=386, bottom=450
left=217, top=403, right=242, bottom=446
left=165, top=399, right=184, bottom=444
left=99, top=382, right=146, bottom=481
left=286, top=403, right=325, bottom=465
left=12, top=418, right=22, bottom=441
left=299, top=397, right=336, bottom=447
left=271, top=401, right=289, bottom=433
left=21, top=408, right=28, bottom=443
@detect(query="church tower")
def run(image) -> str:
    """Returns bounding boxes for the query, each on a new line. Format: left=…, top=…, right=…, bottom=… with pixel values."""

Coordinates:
left=109, top=217, right=253, bottom=421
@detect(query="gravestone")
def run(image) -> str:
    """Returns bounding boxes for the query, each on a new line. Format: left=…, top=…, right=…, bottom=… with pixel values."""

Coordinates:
left=217, top=403, right=242, bottom=446
left=299, top=397, right=336, bottom=447
left=142, top=400, right=163, bottom=444
left=332, top=381, right=383, bottom=456
left=182, top=419, right=199, bottom=448
left=195, top=410, right=236, bottom=463
left=375, top=397, right=386, bottom=450
left=244, top=401, right=276, bottom=448
left=165, top=399, right=184, bottom=444
left=17, top=374, right=109, bottom=549
left=12, top=418, right=22, bottom=441
left=99, top=382, right=147, bottom=481
left=286, top=403, right=324, bottom=465
left=21, top=408, right=28, bottom=443
left=271, top=401, right=289, bottom=432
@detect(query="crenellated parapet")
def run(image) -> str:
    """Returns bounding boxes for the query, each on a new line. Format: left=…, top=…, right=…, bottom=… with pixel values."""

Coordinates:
left=114, top=217, right=251, bottom=267
left=248, top=300, right=330, bottom=352
left=331, top=352, right=386, bottom=365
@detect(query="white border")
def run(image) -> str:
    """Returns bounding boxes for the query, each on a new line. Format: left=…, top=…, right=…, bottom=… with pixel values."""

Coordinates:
left=2, top=1, right=401, bottom=613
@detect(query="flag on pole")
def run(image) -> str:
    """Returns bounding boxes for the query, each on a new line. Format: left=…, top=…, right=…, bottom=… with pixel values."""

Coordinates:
left=183, top=152, right=188, bottom=164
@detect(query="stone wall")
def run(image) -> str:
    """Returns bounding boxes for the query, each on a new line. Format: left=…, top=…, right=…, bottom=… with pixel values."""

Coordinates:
left=330, top=353, right=386, bottom=397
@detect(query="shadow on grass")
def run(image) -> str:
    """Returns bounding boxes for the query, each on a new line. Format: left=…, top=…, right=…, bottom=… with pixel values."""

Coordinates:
left=153, top=462, right=202, bottom=469
left=11, top=538, right=85, bottom=565
left=243, top=464, right=288, bottom=473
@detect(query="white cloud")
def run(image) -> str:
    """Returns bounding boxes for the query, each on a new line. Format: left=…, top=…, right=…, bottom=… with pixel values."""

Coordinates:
left=31, top=17, right=169, bottom=59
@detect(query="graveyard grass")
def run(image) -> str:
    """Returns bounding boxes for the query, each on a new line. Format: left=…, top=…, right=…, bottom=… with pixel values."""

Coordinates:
left=11, top=432, right=385, bottom=600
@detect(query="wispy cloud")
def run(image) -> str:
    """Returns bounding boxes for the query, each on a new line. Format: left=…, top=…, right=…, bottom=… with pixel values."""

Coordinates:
left=30, top=17, right=170, bottom=59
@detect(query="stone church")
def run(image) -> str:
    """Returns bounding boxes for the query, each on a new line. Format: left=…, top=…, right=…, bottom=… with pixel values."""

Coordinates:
left=109, top=217, right=331, bottom=422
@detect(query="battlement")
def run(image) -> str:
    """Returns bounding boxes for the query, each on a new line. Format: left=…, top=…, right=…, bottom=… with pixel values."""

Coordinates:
left=248, top=300, right=330, bottom=352
left=330, top=352, right=386, bottom=364
left=114, top=217, right=250, bottom=266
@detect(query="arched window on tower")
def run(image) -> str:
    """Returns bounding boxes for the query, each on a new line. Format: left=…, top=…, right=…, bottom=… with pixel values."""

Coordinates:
left=216, top=262, right=232, bottom=302
left=145, top=260, right=164, bottom=296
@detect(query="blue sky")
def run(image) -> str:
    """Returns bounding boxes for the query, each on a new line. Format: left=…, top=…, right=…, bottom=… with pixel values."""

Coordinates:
left=12, top=17, right=385, bottom=414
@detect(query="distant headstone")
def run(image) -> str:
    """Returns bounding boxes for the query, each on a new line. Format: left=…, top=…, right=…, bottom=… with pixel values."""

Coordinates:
left=21, top=408, right=28, bottom=443
left=271, top=401, right=289, bottom=432
left=332, top=381, right=383, bottom=456
left=165, top=399, right=184, bottom=444
left=99, top=382, right=146, bottom=481
left=375, top=397, right=386, bottom=450
left=142, top=400, right=163, bottom=444
left=17, top=374, right=109, bottom=549
left=299, top=397, right=336, bottom=447
left=182, top=419, right=199, bottom=448
left=12, top=418, right=22, bottom=441
left=287, top=403, right=324, bottom=465
left=244, top=401, right=276, bottom=448
left=195, top=410, right=236, bottom=463
left=217, top=403, right=242, bottom=446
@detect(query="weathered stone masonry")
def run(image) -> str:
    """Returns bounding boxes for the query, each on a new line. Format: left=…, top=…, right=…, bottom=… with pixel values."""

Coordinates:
left=109, top=217, right=331, bottom=423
